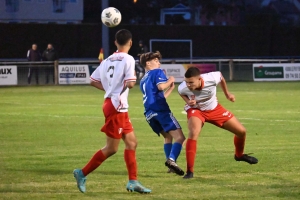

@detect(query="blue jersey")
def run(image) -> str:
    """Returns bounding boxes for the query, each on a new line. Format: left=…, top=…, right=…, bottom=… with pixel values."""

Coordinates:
left=140, top=69, right=170, bottom=113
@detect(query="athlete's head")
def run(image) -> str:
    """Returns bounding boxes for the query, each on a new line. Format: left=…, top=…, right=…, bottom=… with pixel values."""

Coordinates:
left=184, top=67, right=201, bottom=90
left=140, top=51, right=162, bottom=69
left=115, top=29, right=132, bottom=50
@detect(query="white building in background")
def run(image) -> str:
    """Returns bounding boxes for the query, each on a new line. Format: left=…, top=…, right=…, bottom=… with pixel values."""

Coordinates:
left=0, top=0, right=83, bottom=24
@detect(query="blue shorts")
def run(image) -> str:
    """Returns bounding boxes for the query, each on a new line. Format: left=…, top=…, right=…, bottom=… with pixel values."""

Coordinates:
left=144, top=110, right=181, bottom=136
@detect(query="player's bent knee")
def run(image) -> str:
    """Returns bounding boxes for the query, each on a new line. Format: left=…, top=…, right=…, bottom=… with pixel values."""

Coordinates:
left=103, top=148, right=118, bottom=157
left=125, top=141, right=137, bottom=150
left=188, top=131, right=200, bottom=140
left=175, top=134, right=186, bottom=144
left=236, top=127, right=246, bottom=138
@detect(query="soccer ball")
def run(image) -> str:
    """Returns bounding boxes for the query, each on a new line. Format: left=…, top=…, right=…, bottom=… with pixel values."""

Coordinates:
left=101, top=7, right=122, bottom=28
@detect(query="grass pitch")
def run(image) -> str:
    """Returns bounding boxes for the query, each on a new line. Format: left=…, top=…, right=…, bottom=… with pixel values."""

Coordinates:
left=0, top=82, right=300, bottom=200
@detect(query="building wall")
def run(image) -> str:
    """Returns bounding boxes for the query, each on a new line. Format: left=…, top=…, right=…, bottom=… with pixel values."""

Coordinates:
left=0, top=0, right=83, bottom=24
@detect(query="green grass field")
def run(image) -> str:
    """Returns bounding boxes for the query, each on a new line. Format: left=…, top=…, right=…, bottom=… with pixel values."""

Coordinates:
left=1, top=82, right=300, bottom=200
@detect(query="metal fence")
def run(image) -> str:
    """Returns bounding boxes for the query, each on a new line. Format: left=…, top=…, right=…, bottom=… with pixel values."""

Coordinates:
left=1, top=58, right=299, bottom=86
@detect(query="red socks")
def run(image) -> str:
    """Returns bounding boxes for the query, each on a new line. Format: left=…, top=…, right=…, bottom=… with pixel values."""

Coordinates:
left=234, top=135, right=245, bottom=157
left=81, top=149, right=137, bottom=181
left=82, top=150, right=106, bottom=176
left=186, top=139, right=197, bottom=173
left=124, top=149, right=137, bottom=180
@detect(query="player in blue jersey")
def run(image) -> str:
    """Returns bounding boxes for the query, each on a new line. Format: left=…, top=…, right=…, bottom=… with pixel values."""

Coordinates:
left=139, top=51, right=185, bottom=176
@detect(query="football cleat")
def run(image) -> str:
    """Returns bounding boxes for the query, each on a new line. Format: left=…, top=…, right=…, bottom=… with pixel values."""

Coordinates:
left=183, top=171, right=194, bottom=179
left=126, top=180, right=151, bottom=194
left=73, top=169, right=87, bottom=193
left=165, top=159, right=184, bottom=176
left=234, top=154, right=258, bottom=164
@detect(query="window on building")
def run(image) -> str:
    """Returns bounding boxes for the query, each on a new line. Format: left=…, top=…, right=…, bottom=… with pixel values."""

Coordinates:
left=6, top=0, right=19, bottom=12
left=53, top=0, right=66, bottom=13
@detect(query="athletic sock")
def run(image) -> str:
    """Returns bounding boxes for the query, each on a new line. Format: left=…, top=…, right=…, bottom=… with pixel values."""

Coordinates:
left=168, top=142, right=182, bottom=161
left=82, top=150, right=107, bottom=176
left=186, top=139, right=197, bottom=173
left=164, top=143, right=173, bottom=160
left=234, top=135, right=245, bottom=157
left=124, top=149, right=137, bottom=180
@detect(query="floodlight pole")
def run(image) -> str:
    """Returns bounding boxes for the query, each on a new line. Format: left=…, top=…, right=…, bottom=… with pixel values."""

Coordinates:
left=102, top=0, right=109, bottom=58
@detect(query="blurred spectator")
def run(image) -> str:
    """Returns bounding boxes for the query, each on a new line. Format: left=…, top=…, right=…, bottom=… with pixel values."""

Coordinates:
left=136, top=40, right=148, bottom=79
left=27, top=44, right=42, bottom=85
left=42, top=43, right=59, bottom=84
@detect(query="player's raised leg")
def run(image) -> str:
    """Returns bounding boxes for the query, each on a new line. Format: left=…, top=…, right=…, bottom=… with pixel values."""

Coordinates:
left=222, top=116, right=258, bottom=164
left=73, top=135, right=120, bottom=193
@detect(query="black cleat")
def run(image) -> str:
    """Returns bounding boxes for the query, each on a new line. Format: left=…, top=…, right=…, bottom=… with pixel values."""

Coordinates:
left=165, top=159, right=184, bottom=176
left=167, top=167, right=175, bottom=173
left=234, top=154, right=258, bottom=164
left=183, top=171, right=194, bottom=179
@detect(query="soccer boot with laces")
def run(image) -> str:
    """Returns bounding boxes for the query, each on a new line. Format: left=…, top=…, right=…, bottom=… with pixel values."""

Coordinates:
left=234, top=154, right=258, bottom=164
left=126, top=180, right=151, bottom=194
left=73, top=169, right=87, bottom=193
left=165, top=159, right=184, bottom=176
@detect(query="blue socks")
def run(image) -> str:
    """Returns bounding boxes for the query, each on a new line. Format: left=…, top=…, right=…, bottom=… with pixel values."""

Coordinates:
left=164, top=143, right=172, bottom=159
left=166, top=142, right=182, bottom=161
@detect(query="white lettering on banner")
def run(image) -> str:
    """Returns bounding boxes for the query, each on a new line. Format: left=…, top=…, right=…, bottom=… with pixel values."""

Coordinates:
left=264, top=70, right=282, bottom=76
left=0, top=66, right=17, bottom=85
left=61, top=66, right=86, bottom=72
left=58, top=65, right=90, bottom=85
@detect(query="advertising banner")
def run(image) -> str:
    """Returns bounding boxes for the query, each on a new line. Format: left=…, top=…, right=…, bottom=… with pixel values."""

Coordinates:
left=0, top=66, right=17, bottom=85
left=58, top=65, right=90, bottom=84
left=253, top=63, right=300, bottom=81
left=160, top=64, right=216, bottom=82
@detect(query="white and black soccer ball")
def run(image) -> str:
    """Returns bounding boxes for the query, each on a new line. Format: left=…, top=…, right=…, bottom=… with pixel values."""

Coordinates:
left=101, top=7, right=122, bottom=28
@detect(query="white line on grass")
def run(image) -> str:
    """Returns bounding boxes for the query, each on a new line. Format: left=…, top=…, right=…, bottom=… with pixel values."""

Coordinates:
left=3, top=102, right=300, bottom=114
left=1, top=112, right=300, bottom=123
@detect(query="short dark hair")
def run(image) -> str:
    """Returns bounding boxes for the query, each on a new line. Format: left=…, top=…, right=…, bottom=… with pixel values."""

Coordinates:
left=115, top=29, right=132, bottom=46
left=140, top=51, right=162, bottom=68
left=185, top=67, right=200, bottom=78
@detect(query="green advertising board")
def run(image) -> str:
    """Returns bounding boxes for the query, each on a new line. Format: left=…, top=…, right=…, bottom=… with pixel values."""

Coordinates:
left=254, top=66, right=284, bottom=79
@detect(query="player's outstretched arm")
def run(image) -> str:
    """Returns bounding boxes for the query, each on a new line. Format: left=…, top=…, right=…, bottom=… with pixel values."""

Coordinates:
left=90, top=80, right=105, bottom=91
left=219, top=73, right=235, bottom=102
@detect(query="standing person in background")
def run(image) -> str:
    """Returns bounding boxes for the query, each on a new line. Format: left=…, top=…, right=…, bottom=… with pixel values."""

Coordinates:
left=73, top=29, right=151, bottom=194
left=42, top=44, right=59, bottom=84
left=27, top=44, right=42, bottom=85
left=136, top=40, right=148, bottom=79
left=139, top=51, right=185, bottom=176
left=178, top=67, right=258, bottom=179
left=137, top=40, right=148, bottom=58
